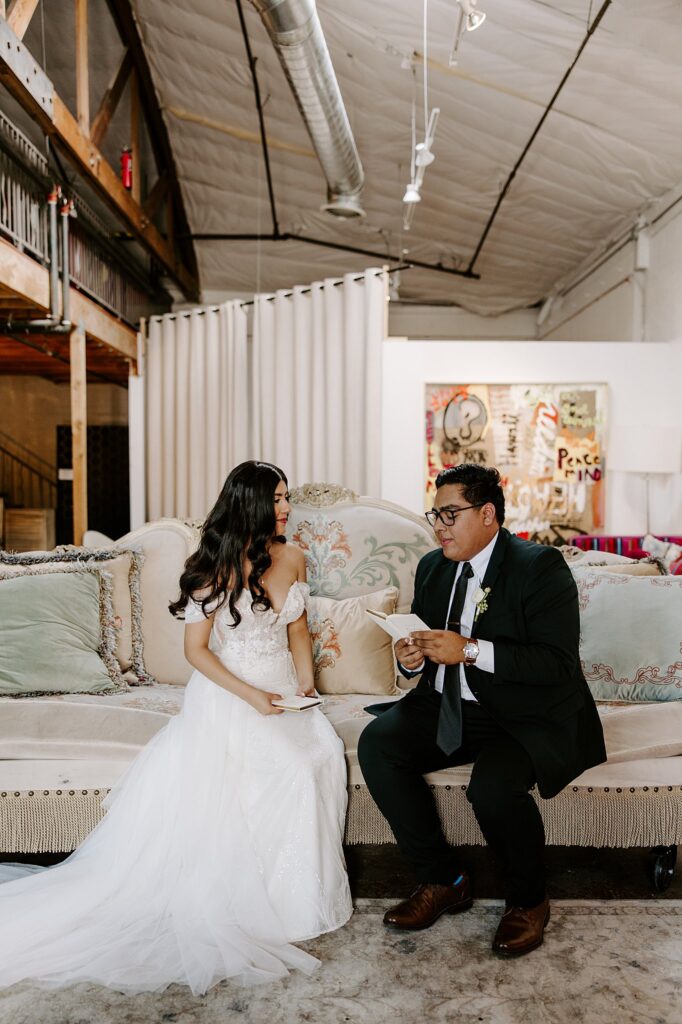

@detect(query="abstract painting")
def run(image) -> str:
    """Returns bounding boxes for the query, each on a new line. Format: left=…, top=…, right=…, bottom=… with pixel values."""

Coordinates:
left=425, top=383, right=607, bottom=544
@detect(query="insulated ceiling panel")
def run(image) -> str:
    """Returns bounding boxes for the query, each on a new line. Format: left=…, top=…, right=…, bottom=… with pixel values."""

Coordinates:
left=133, top=0, right=682, bottom=312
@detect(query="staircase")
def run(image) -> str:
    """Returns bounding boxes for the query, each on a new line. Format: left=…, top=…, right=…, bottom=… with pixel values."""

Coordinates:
left=0, top=429, right=57, bottom=549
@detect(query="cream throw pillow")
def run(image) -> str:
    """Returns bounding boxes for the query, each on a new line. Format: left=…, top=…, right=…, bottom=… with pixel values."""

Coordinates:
left=308, top=587, right=399, bottom=695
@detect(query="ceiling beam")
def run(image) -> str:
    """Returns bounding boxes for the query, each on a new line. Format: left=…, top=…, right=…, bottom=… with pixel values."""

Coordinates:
left=6, top=0, right=39, bottom=40
left=0, top=11, right=199, bottom=301
left=0, top=234, right=137, bottom=360
left=104, top=0, right=198, bottom=286
left=75, top=0, right=89, bottom=134
left=90, top=47, right=132, bottom=148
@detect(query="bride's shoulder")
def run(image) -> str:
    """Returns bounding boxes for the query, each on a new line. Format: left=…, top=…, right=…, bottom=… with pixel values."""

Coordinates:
left=271, top=540, right=305, bottom=570
left=284, top=542, right=306, bottom=577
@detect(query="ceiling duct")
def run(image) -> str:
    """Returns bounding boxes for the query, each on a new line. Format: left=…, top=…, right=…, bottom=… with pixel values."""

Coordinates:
left=247, top=0, right=365, bottom=218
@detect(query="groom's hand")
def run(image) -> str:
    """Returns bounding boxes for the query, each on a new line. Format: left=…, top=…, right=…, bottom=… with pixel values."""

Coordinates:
left=395, top=637, right=425, bottom=672
left=411, top=629, right=467, bottom=665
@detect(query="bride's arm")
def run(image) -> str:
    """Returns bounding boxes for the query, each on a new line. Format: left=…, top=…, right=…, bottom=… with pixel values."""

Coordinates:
left=184, top=617, right=284, bottom=716
left=287, top=549, right=316, bottom=697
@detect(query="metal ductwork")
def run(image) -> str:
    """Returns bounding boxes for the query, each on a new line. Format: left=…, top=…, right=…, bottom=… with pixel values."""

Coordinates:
left=247, top=0, right=365, bottom=218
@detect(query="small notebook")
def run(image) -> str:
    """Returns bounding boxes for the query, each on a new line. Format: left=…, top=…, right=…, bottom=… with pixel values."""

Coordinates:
left=272, top=695, right=322, bottom=712
left=365, top=608, right=430, bottom=643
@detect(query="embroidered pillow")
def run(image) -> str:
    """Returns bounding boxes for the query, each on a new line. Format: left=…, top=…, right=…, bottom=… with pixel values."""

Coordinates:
left=576, top=572, right=682, bottom=701
left=0, top=567, right=126, bottom=696
left=308, top=587, right=399, bottom=695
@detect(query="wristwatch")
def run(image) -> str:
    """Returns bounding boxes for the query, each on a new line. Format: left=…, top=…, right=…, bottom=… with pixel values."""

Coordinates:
left=462, top=639, right=479, bottom=665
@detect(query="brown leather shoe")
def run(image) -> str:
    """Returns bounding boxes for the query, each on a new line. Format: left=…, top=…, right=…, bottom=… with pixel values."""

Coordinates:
left=383, top=876, right=472, bottom=930
left=492, top=898, right=550, bottom=957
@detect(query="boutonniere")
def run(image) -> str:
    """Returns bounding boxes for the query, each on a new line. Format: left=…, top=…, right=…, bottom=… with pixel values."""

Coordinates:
left=473, top=586, right=491, bottom=622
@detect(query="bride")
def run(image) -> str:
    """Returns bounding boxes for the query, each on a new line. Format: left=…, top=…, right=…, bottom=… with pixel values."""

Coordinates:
left=0, top=461, right=352, bottom=994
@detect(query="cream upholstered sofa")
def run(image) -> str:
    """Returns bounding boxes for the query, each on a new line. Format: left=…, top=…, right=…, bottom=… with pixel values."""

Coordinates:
left=1, top=484, right=681, bottom=890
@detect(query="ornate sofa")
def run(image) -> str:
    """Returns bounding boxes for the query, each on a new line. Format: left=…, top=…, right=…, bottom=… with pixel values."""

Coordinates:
left=1, top=485, right=681, bottom=890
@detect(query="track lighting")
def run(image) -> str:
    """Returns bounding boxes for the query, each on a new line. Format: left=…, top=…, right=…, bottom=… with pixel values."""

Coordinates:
left=459, top=0, right=486, bottom=31
left=449, top=0, right=486, bottom=66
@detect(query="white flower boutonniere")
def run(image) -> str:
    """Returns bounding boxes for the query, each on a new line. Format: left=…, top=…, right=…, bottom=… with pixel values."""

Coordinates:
left=473, top=586, right=492, bottom=622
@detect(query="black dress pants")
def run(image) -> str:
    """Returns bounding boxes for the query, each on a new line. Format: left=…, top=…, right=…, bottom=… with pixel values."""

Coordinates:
left=357, top=687, right=546, bottom=907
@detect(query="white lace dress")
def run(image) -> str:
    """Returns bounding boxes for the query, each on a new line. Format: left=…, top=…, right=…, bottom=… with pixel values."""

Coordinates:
left=0, top=581, right=352, bottom=994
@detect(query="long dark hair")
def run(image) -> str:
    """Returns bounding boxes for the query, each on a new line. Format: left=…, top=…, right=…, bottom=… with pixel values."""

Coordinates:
left=169, top=461, right=288, bottom=627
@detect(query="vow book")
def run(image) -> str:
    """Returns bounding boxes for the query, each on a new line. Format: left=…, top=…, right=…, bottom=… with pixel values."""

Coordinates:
left=365, top=608, right=430, bottom=643
left=272, top=695, right=322, bottom=712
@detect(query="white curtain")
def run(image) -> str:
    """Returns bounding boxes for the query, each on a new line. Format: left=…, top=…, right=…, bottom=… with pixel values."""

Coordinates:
left=251, top=268, right=386, bottom=495
left=146, top=302, right=248, bottom=521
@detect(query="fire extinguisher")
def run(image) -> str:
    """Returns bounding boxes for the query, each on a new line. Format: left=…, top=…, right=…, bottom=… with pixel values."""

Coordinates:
left=120, top=146, right=132, bottom=190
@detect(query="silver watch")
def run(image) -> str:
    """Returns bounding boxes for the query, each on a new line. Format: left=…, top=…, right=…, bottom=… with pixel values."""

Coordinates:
left=462, top=640, right=479, bottom=665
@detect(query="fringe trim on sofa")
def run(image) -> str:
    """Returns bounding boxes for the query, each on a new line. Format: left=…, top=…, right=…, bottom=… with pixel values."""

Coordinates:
left=0, top=790, right=107, bottom=853
left=2, top=784, right=681, bottom=854
left=344, top=784, right=682, bottom=848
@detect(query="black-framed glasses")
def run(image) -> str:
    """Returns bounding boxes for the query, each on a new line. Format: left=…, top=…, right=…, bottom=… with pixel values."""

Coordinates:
left=425, top=502, right=485, bottom=528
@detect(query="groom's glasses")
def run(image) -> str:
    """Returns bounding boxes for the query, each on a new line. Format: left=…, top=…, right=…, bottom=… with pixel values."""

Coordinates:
left=425, top=502, right=485, bottom=528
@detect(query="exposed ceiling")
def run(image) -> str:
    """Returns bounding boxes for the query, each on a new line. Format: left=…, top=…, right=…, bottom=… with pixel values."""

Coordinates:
left=131, top=0, right=682, bottom=314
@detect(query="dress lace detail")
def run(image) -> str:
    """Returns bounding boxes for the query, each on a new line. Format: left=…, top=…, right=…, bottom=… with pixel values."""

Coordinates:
left=0, top=580, right=351, bottom=994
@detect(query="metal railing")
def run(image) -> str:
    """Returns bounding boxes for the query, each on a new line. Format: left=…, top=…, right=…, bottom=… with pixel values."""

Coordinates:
left=0, top=111, right=159, bottom=326
left=0, top=428, right=57, bottom=510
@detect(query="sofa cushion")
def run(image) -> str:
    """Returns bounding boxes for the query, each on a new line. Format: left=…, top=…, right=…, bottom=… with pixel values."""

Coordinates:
left=0, top=548, right=152, bottom=683
left=0, top=568, right=125, bottom=696
left=576, top=572, right=682, bottom=701
left=308, top=588, right=399, bottom=695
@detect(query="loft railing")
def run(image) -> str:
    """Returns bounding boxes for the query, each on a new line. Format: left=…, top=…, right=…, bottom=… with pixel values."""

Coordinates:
left=0, top=111, right=159, bottom=326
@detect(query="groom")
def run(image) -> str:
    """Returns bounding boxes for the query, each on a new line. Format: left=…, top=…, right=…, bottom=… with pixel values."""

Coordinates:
left=358, top=463, right=606, bottom=957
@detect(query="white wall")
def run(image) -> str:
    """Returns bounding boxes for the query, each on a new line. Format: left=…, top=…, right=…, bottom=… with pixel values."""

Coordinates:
left=541, top=193, right=682, bottom=345
left=381, top=339, right=682, bottom=536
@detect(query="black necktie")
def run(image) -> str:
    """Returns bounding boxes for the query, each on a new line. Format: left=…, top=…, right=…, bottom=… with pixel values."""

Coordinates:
left=436, top=562, right=474, bottom=755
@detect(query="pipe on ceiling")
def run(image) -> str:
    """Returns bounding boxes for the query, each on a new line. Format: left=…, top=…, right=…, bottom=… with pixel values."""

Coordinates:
left=246, top=0, right=365, bottom=218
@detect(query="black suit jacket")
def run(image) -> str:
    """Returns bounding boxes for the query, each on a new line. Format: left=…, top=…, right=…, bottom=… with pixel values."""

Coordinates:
left=403, top=528, right=606, bottom=798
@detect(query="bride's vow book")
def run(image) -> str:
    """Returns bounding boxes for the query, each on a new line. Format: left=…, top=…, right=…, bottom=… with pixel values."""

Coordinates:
left=365, top=609, right=429, bottom=642
left=272, top=695, right=322, bottom=712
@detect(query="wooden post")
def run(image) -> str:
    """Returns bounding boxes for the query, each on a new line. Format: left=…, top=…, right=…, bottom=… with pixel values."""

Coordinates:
left=70, top=325, right=88, bottom=544
left=75, top=0, right=89, bottom=134
left=130, top=69, right=141, bottom=203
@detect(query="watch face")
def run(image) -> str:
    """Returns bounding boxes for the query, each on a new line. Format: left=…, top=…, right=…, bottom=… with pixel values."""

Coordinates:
left=464, top=641, right=478, bottom=661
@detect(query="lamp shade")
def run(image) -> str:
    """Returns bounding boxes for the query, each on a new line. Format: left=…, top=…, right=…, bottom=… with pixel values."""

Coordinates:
left=608, top=425, right=682, bottom=474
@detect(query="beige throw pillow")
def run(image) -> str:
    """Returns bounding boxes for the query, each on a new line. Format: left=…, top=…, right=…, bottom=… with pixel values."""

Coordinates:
left=308, top=587, right=399, bottom=695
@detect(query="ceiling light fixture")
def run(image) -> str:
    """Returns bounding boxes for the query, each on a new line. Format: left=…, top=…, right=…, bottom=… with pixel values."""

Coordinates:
left=402, top=1, right=439, bottom=230
left=449, top=0, right=486, bottom=66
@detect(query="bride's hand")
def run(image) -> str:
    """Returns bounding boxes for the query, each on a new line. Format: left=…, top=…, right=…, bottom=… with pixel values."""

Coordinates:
left=249, top=689, right=285, bottom=715
left=296, top=684, right=316, bottom=697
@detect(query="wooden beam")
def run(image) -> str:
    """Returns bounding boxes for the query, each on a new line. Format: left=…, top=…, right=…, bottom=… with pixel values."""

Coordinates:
left=0, top=20, right=199, bottom=300
left=6, top=0, right=40, bottom=40
left=143, top=171, right=168, bottom=220
left=0, top=235, right=137, bottom=360
left=104, top=0, right=198, bottom=285
left=130, top=69, right=141, bottom=203
left=75, top=0, right=89, bottom=134
left=90, top=47, right=132, bottom=149
left=70, top=326, right=88, bottom=544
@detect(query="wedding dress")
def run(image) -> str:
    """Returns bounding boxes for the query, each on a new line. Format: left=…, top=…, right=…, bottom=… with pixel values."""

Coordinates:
left=0, top=581, right=352, bottom=994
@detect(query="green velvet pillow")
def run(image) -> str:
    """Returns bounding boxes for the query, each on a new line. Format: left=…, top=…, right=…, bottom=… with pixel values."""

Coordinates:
left=0, top=568, right=126, bottom=696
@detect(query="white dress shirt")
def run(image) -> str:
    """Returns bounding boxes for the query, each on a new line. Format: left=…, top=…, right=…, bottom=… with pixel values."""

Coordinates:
left=433, top=531, right=498, bottom=701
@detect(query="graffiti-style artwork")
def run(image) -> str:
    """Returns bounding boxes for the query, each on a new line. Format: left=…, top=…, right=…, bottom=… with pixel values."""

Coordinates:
left=425, top=384, right=607, bottom=545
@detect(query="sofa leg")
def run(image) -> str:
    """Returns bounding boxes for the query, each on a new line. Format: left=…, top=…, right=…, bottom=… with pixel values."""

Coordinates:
left=649, top=845, right=678, bottom=893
